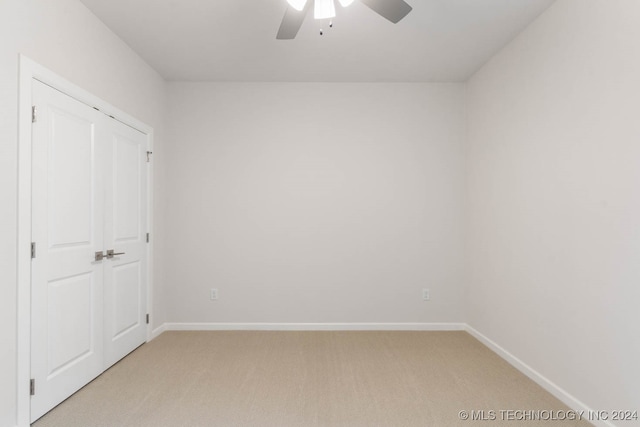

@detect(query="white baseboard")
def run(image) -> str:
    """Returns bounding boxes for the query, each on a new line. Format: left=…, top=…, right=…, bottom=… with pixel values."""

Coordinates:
left=464, top=325, right=615, bottom=427
left=150, top=323, right=167, bottom=340
left=162, top=322, right=466, bottom=331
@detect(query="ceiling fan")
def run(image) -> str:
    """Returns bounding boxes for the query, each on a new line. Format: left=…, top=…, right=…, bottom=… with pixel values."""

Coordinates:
left=276, top=0, right=413, bottom=40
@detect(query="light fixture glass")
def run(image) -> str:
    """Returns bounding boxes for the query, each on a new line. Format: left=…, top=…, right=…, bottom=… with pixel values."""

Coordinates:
left=338, top=0, right=355, bottom=7
left=286, top=0, right=307, bottom=11
left=314, top=0, right=336, bottom=19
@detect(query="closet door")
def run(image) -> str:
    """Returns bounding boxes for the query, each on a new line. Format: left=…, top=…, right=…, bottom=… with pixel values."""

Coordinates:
left=30, top=81, right=106, bottom=422
left=30, top=80, right=149, bottom=422
left=103, top=119, right=148, bottom=367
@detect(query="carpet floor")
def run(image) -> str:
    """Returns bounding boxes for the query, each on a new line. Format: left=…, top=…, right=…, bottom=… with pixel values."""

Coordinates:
left=33, top=331, right=593, bottom=426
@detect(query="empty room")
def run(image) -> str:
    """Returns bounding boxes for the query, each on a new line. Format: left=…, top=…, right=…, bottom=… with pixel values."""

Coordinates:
left=1, top=0, right=639, bottom=426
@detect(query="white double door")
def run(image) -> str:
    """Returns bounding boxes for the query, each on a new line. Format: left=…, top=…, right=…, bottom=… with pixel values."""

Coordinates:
left=30, top=80, right=148, bottom=421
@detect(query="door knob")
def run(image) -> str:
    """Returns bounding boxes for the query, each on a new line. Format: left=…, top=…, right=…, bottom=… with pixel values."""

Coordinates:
left=95, top=251, right=106, bottom=261
left=106, top=249, right=125, bottom=259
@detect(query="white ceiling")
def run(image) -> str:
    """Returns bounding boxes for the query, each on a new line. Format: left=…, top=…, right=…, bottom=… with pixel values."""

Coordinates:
left=80, top=0, right=555, bottom=82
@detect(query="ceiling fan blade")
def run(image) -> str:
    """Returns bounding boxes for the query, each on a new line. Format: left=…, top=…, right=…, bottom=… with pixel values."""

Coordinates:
left=359, top=0, right=412, bottom=23
left=276, top=4, right=309, bottom=40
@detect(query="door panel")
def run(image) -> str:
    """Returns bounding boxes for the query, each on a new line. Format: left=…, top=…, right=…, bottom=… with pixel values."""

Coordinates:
left=113, top=136, right=141, bottom=241
left=48, top=107, right=94, bottom=247
left=112, top=261, right=142, bottom=339
left=104, top=121, right=148, bottom=367
left=47, top=272, right=94, bottom=375
left=31, top=81, right=105, bottom=422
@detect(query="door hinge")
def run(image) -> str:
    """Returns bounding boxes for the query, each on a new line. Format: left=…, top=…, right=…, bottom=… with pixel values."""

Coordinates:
left=32, top=106, right=37, bottom=123
left=146, top=314, right=150, bottom=324
left=146, top=233, right=150, bottom=243
left=30, top=379, right=35, bottom=396
left=146, top=151, right=153, bottom=163
left=31, top=242, right=36, bottom=259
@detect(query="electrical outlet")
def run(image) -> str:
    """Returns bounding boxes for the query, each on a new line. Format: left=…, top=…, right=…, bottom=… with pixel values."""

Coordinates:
left=422, top=288, right=430, bottom=301
left=210, top=288, right=218, bottom=300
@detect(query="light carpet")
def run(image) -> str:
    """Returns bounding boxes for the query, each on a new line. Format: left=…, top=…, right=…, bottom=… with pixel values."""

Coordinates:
left=33, top=331, right=593, bottom=426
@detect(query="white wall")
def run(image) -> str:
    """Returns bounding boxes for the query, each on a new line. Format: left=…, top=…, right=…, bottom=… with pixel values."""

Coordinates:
left=0, top=1, right=167, bottom=425
left=466, top=0, right=640, bottom=418
left=165, top=83, right=466, bottom=324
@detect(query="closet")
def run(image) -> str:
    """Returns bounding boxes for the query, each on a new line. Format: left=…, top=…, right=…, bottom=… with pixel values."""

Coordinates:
left=29, top=80, right=149, bottom=421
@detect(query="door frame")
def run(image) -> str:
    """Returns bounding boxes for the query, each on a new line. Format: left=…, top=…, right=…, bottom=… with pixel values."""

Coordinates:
left=16, top=55, right=155, bottom=427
